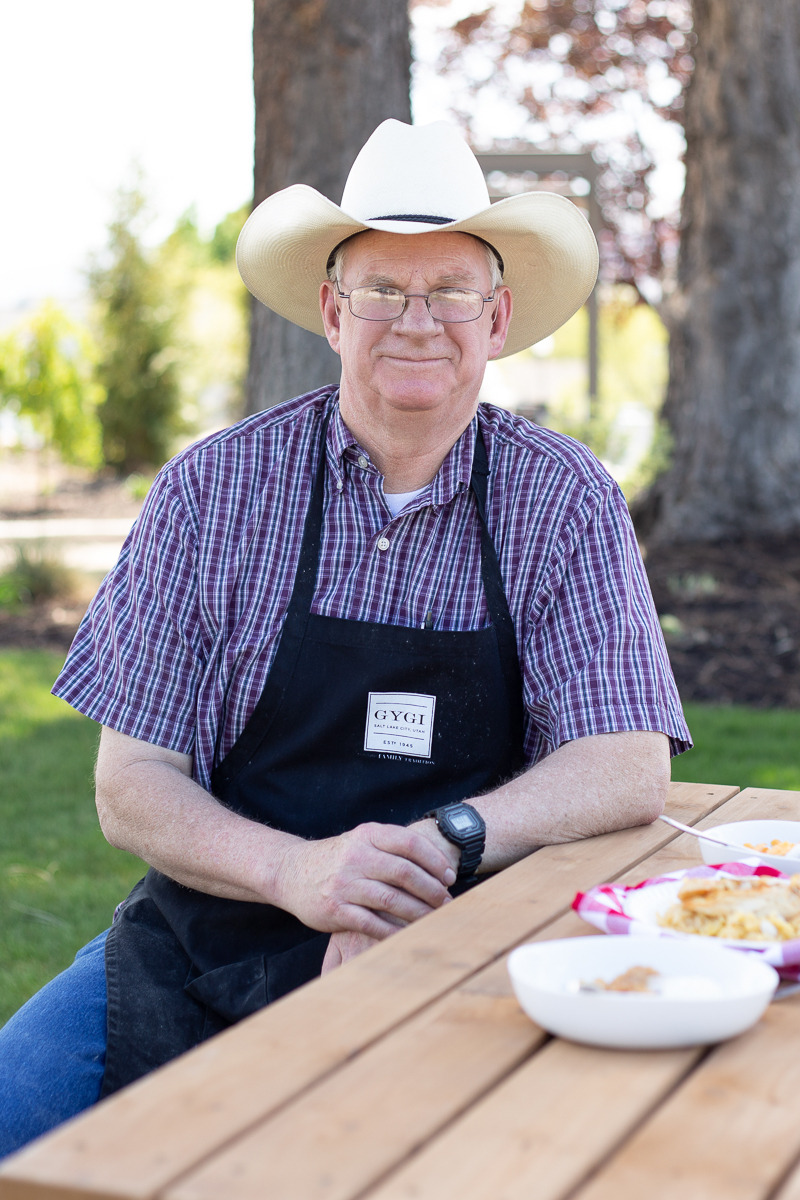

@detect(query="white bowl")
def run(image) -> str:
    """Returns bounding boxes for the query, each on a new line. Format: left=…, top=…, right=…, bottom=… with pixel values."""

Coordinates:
left=507, top=936, right=778, bottom=1049
left=698, top=820, right=800, bottom=873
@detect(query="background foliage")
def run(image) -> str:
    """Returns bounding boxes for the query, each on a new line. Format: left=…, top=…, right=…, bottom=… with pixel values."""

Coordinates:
left=0, top=302, right=104, bottom=469
left=0, top=191, right=249, bottom=481
left=90, top=186, right=186, bottom=474
left=419, top=0, right=694, bottom=296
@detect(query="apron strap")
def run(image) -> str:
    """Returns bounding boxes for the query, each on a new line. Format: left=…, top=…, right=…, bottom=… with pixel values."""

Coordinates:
left=283, top=408, right=333, bottom=619
left=470, top=425, right=526, bottom=769
left=211, top=406, right=333, bottom=784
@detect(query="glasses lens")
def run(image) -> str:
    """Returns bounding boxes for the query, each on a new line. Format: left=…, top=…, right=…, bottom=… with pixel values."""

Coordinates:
left=348, top=286, right=405, bottom=321
left=427, top=289, right=485, bottom=322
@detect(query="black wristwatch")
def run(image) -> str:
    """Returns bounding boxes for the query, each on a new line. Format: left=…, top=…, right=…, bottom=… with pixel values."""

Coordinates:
left=425, top=802, right=486, bottom=882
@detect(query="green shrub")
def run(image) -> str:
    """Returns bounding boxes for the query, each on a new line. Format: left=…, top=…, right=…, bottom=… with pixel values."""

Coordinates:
left=91, top=187, right=185, bottom=474
left=0, top=303, right=104, bottom=469
left=0, top=544, right=76, bottom=610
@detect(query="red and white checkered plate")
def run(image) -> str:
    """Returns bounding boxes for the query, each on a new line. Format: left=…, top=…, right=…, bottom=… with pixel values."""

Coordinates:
left=572, top=860, right=800, bottom=981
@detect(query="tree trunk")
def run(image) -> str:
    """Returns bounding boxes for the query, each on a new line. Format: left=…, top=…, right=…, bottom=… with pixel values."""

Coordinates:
left=645, top=0, right=800, bottom=543
left=246, top=0, right=412, bottom=414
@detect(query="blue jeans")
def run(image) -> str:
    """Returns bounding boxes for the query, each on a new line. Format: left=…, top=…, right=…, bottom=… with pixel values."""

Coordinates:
left=0, top=929, right=109, bottom=1160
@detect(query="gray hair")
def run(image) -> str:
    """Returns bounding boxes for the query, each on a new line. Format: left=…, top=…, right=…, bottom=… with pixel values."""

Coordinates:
left=326, top=234, right=504, bottom=291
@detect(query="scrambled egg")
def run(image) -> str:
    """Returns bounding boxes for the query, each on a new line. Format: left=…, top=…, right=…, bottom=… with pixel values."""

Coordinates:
left=744, top=839, right=797, bottom=857
left=658, top=875, right=800, bottom=941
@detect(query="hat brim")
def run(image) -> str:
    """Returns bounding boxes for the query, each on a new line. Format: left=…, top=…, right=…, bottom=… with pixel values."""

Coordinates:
left=236, top=184, right=598, bottom=359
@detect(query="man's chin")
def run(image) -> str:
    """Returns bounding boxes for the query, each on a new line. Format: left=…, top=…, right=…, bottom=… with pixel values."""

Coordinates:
left=372, top=364, right=460, bottom=411
left=376, top=388, right=458, bottom=414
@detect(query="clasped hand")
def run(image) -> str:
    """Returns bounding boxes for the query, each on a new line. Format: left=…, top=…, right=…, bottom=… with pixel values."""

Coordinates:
left=275, top=821, right=458, bottom=973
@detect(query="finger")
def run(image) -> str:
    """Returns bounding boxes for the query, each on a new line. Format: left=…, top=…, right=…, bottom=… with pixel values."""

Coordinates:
left=337, top=932, right=381, bottom=966
left=320, top=937, right=343, bottom=975
left=340, top=831, right=453, bottom=907
left=331, top=902, right=406, bottom=941
left=367, top=846, right=454, bottom=908
left=342, top=844, right=450, bottom=909
left=347, top=878, right=438, bottom=925
left=368, top=824, right=457, bottom=885
left=382, top=913, right=408, bottom=928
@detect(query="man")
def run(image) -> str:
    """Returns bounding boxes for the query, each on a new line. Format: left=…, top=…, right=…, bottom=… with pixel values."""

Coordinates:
left=0, top=120, right=690, bottom=1154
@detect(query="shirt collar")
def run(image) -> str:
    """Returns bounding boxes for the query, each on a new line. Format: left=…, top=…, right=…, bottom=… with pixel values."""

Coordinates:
left=327, top=396, right=478, bottom=511
left=429, top=414, right=477, bottom=510
left=328, top=395, right=358, bottom=472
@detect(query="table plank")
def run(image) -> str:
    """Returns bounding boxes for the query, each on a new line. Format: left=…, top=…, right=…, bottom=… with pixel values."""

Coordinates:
left=364, top=1042, right=703, bottom=1200
left=355, top=786, right=800, bottom=1200
left=167, top=958, right=544, bottom=1200
left=620, top=785, right=800, bottom=884
left=0, top=783, right=737, bottom=1200
left=733, top=786, right=800, bottom=816
left=163, top=784, right=751, bottom=1200
left=771, top=1156, right=800, bottom=1199
left=570, top=996, right=800, bottom=1200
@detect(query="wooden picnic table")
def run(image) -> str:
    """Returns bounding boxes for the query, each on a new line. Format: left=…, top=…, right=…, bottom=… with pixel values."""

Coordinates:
left=4, top=781, right=800, bottom=1200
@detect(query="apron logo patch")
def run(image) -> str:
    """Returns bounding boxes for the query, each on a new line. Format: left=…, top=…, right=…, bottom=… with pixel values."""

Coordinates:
left=364, top=692, right=436, bottom=758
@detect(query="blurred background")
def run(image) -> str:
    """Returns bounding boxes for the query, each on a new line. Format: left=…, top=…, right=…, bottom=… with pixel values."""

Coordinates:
left=1, top=0, right=799, bottom=1021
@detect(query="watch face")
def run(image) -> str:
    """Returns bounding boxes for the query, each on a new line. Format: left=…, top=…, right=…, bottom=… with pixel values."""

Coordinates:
left=450, top=811, right=477, bottom=831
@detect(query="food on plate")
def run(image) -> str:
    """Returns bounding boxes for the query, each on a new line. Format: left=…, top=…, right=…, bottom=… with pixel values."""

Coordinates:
left=576, top=965, right=722, bottom=999
left=658, top=874, right=800, bottom=941
left=582, top=966, right=660, bottom=993
left=744, top=839, right=798, bottom=857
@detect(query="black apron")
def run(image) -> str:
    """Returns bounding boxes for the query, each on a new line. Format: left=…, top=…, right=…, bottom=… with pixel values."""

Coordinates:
left=101, top=405, right=525, bottom=1096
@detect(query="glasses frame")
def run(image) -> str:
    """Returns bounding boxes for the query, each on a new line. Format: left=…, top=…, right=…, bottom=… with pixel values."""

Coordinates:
left=336, top=285, right=496, bottom=324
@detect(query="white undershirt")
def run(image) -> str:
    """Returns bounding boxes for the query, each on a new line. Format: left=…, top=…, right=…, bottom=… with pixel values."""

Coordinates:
left=383, top=486, right=426, bottom=518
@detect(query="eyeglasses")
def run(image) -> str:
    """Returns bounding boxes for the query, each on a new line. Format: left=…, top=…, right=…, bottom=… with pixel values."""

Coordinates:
left=337, top=285, right=495, bottom=324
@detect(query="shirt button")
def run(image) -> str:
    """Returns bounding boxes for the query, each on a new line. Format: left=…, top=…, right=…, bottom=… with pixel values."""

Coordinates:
left=336, top=479, right=343, bottom=491
left=357, top=455, right=369, bottom=469
left=377, top=537, right=390, bottom=552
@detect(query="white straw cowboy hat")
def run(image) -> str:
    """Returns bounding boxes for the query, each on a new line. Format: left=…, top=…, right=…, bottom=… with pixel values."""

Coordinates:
left=236, top=120, right=598, bottom=359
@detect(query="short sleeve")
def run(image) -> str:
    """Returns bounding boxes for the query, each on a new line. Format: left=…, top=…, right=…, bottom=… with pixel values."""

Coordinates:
left=52, top=469, right=204, bottom=754
left=522, top=482, right=691, bottom=760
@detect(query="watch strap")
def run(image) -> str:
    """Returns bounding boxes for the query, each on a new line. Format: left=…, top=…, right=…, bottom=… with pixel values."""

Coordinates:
left=456, top=835, right=484, bottom=881
left=425, top=803, right=486, bottom=881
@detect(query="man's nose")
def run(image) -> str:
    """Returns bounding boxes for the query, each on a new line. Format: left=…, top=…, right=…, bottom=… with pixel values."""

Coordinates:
left=393, top=294, right=437, bottom=331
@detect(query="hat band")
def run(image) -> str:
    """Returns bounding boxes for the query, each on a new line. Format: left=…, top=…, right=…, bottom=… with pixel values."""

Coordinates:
left=369, top=213, right=454, bottom=224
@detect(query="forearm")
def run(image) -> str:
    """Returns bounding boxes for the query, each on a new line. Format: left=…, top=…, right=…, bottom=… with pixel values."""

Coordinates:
left=95, top=727, right=456, bottom=935
left=96, top=738, right=300, bottom=904
left=477, top=730, right=669, bottom=870
left=414, top=731, right=671, bottom=875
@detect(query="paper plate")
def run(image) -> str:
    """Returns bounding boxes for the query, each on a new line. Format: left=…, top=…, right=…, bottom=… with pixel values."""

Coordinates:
left=572, top=861, right=800, bottom=980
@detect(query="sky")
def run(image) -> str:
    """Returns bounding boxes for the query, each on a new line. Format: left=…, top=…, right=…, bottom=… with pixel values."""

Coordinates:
left=0, top=1, right=255, bottom=312
left=0, top=1, right=684, bottom=315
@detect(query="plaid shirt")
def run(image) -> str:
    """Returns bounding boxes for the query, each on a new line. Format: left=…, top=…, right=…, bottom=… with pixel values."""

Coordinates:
left=54, top=387, right=691, bottom=792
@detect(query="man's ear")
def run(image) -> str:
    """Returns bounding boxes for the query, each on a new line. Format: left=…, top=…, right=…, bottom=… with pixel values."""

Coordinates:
left=320, top=281, right=342, bottom=356
left=487, top=285, right=513, bottom=361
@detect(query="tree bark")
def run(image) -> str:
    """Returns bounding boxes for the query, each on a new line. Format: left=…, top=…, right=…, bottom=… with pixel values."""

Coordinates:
left=247, top=0, right=412, bottom=414
left=644, top=0, right=800, bottom=543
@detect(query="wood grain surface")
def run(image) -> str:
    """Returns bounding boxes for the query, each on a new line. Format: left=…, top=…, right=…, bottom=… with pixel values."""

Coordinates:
left=359, top=786, right=800, bottom=1200
left=166, top=958, right=542, bottom=1200
left=572, top=997, right=800, bottom=1200
left=364, top=1041, right=703, bottom=1200
left=0, top=782, right=740, bottom=1200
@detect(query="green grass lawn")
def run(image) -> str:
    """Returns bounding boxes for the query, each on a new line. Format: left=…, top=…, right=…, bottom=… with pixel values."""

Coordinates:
left=0, top=650, right=145, bottom=1026
left=676, top=703, right=800, bottom=792
left=1, top=650, right=799, bottom=1027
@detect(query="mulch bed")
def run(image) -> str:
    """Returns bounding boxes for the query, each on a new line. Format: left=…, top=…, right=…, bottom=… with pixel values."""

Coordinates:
left=0, top=601, right=85, bottom=653
left=644, top=537, right=800, bottom=708
left=2, top=539, right=799, bottom=709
